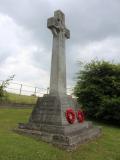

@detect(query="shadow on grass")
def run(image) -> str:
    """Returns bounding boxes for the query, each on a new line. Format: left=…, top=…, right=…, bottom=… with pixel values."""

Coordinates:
left=87, top=117, right=120, bottom=129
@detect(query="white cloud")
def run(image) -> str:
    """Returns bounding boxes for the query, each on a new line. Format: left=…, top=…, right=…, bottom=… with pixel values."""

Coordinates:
left=76, top=37, right=120, bottom=62
left=0, top=13, right=50, bottom=88
left=0, top=0, right=120, bottom=92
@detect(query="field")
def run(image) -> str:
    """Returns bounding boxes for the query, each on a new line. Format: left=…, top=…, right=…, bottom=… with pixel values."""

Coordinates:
left=4, top=93, right=37, bottom=104
left=0, top=108, right=120, bottom=160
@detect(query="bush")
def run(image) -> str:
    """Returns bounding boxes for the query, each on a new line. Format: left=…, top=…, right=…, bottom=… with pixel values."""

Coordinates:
left=74, top=60, right=120, bottom=123
left=0, top=75, right=14, bottom=102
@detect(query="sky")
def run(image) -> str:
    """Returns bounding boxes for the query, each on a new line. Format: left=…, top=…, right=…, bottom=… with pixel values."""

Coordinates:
left=0, top=0, right=120, bottom=90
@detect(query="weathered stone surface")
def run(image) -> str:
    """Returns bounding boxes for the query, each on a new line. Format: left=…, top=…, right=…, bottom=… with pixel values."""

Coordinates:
left=17, top=95, right=101, bottom=149
left=27, top=95, right=78, bottom=127
left=48, top=10, right=70, bottom=96
left=16, top=125, right=101, bottom=150
left=17, top=10, right=101, bottom=150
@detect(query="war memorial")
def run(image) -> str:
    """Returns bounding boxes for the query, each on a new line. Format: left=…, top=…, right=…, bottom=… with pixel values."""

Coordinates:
left=17, top=10, right=101, bottom=150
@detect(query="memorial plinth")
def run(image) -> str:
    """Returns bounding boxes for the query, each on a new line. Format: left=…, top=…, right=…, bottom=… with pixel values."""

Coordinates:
left=16, top=10, right=101, bottom=150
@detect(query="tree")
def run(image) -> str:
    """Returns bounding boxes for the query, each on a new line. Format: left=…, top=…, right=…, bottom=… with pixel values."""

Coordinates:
left=0, top=75, right=15, bottom=101
left=74, top=60, right=120, bottom=123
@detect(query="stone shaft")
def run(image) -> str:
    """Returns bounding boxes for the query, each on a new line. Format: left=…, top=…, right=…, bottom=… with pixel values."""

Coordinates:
left=50, top=32, right=66, bottom=95
left=47, top=10, right=70, bottom=96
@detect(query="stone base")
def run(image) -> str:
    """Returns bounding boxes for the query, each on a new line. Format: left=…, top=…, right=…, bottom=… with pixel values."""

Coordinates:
left=16, top=121, right=101, bottom=150
left=15, top=95, right=101, bottom=150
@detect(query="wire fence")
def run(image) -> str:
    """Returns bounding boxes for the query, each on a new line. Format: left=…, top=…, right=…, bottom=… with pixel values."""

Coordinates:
left=0, top=80, right=74, bottom=97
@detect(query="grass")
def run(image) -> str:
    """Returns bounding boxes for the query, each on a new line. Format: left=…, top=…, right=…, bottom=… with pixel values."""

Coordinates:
left=6, top=93, right=37, bottom=104
left=0, top=108, right=120, bottom=160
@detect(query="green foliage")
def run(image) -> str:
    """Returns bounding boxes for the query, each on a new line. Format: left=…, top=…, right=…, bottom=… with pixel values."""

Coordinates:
left=74, top=60, right=120, bottom=122
left=0, top=75, right=14, bottom=101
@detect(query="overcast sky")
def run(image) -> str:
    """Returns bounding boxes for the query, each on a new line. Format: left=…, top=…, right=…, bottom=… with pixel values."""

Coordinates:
left=0, top=0, right=120, bottom=89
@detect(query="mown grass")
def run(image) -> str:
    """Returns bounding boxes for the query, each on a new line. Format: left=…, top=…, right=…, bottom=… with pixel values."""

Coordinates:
left=0, top=108, right=120, bottom=160
left=6, top=93, right=37, bottom=104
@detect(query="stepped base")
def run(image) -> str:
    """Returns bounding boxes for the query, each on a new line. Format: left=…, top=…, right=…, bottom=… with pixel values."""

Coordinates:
left=15, top=95, right=101, bottom=150
left=16, top=121, right=101, bottom=150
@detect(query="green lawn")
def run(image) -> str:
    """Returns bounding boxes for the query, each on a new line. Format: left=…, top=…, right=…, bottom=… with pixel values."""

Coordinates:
left=6, top=93, right=37, bottom=104
left=0, top=108, right=120, bottom=160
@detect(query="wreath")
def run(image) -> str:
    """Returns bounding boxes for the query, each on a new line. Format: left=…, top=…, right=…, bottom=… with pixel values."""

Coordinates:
left=76, top=110, right=85, bottom=123
left=66, top=108, right=76, bottom=124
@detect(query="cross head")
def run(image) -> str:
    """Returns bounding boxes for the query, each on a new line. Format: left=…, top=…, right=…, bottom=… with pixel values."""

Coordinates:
left=47, top=10, right=70, bottom=39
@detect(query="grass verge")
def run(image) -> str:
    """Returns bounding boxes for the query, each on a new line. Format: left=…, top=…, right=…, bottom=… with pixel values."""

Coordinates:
left=0, top=108, right=120, bottom=160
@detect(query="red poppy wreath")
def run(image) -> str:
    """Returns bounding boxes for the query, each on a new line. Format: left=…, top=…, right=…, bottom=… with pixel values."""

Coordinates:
left=76, top=110, right=85, bottom=123
left=66, top=108, right=76, bottom=124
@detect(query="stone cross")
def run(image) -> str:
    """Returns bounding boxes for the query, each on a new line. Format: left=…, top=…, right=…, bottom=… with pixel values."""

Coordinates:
left=18, top=10, right=101, bottom=149
left=47, top=10, right=70, bottom=96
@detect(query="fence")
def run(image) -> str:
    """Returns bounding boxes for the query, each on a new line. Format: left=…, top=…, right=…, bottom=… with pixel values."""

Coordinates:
left=0, top=80, right=74, bottom=97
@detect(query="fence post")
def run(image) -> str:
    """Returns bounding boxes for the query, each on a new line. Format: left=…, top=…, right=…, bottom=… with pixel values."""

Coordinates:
left=47, top=87, right=49, bottom=94
left=19, top=84, right=22, bottom=95
left=34, top=87, right=37, bottom=96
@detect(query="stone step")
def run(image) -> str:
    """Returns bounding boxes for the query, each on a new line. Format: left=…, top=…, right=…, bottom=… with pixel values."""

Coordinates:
left=63, top=121, right=93, bottom=135
left=16, top=124, right=101, bottom=150
left=68, top=127, right=101, bottom=146
left=52, top=127, right=101, bottom=147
